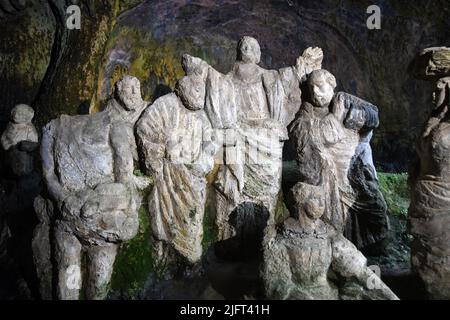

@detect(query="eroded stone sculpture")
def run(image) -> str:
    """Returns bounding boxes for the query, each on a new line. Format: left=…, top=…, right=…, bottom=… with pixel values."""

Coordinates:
left=39, top=76, right=150, bottom=300
left=1, top=104, right=38, bottom=177
left=408, top=47, right=450, bottom=299
left=188, top=36, right=324, bottom=240
left=136, top=56, right=217, bottom=264
left=288, top=69, right=389, bottom=249
left=262, top=182, right=398, bottom=300
left=1, top=103, right=40, bottom=299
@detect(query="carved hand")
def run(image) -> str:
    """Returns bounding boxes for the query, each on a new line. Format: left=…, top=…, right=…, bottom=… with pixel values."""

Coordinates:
left=297, top=47, right=323, bottom=73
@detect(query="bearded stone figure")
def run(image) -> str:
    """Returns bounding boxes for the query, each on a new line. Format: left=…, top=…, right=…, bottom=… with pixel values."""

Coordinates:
left=408, top=47, right=450, bottom=299
left=262, top=182, right=398, bottom=300
left=136, top=55, right=218, bottom=265
left=288, top=69, right=389, bottom=249
left=185, top=36, right=323, bottom=241
left=37, top=76, right=151, bottom=300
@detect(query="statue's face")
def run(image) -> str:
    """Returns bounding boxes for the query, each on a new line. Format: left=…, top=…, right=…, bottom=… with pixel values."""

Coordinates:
left=303, top=196, right=325, bottom=220
left=309, top=74, right=335, bottom=108
left=11, top=104, right=34, bottom=124
left=176, top=76, right=205, bottom=111
left=118, top=77, right=143, bottom=111
left=433, top=77, right=450, bottom=108
left=238, top=37, right=261, bottom=64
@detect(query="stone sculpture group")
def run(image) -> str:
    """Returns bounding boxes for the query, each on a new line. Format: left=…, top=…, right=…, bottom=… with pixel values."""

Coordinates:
left=2, top=37, right=448, bottom=300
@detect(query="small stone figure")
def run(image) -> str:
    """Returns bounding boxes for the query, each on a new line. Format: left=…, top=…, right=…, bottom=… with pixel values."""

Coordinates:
left=1, top=104, right=39, bottom=299
left=262, top=182, right=398, bottom=300
left=408, top=46, right=450, bottom=299
left=1, top=104, right=39, bottom=177
left=136, top=56, right=217, bottom=264
left=288, top=69, right=389, bottom=248
left=39, top=76, right=150, bottom=300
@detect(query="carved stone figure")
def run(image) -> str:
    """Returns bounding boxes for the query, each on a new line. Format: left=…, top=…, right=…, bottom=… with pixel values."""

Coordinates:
left=188, top=36, right=323, bottom=240
left=408, top=47, right=450, bottom=299
left=1, top=104, right=38, bottom=177
left=1, top=103, right=40, bottom=299
left=39, top=76, right=150, bottom=300
left=262, top=182, right=398, bottom=300
left=288, top=69, right=389, bottom=249
left=136, top=56, right=217, bottom=264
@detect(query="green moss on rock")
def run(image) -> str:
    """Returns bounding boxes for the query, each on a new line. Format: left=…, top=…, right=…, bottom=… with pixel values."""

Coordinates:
left=109, top=198, right=154, bottom=297
left=378, top=172, right=410, bottom=217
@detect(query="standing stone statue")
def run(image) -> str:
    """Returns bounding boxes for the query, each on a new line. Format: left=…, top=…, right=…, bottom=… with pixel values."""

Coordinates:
left=1, top=104, right=40, bottom=299
left=39, top=75, right=151, bottom=300
left=408, top=47, right=450, bottom=299
left=187, top=36, right=323, bottom=240
left=288, top=69, right=389, bottom=249
left=136, top=56, right=217, bottom=264
left=262, top=181, right=398, bottom=300
left=1, top=104, right=39, bottom=177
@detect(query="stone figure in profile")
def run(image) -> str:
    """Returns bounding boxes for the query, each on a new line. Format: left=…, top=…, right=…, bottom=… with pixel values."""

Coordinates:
left=288, top=69, right=389, bottom=249
left=136, top=55, right=217, bottom=264
left=408, top=46, right=450, bottom=299
left=187, top=36, right=324, bottom=240
left=39, top=75, right=151, bottom=300
left=262, top=182, right=398, bottom=300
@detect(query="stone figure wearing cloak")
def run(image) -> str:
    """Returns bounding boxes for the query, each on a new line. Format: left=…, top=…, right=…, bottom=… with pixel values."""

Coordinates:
left=136, top=57, right=217, bottom=264
left=191, top=36, right=323, bottom=240
left=289, top=69, right=389, bottom=248
left=409, top=75, right=450, bottom=299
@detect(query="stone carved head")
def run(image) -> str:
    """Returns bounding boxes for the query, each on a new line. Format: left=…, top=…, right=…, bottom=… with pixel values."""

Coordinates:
left=308, top=69, right=337, bottom=108
left=114, top=75, right=144, bottom=111
left=181, top=54, right=208, bottom=79
left=237, top=36, right=261, bottom=64
left=433, top=77, right=450, bottom=109
left=291, top=182, right=326, bottom=222
left=175, top=75, right=206, bottom=111
left=10, top=104, right=34, bottom=124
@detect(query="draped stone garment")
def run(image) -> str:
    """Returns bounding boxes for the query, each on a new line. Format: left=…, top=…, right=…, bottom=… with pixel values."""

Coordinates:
left=288, top=101, right=347, bottom=231
left=289, top=92, right=388, bottom=245
left=136, top=93, right=215, bottom=263
left=203, top=64, right=302, bottom=239
left=409, top=119, right=450, bottom=299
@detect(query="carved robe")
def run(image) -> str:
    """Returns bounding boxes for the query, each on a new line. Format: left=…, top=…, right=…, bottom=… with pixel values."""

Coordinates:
left=136, top=93, right=215, bottom=263
left=204, top=64, right=303, bottom=239
left=289, top=92, right=389, bottom=246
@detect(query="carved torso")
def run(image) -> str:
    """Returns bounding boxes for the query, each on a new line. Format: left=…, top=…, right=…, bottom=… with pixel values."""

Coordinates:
left=419, top=119, right=450, bottom=178
left=53, top=113, right=115, bottom=192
